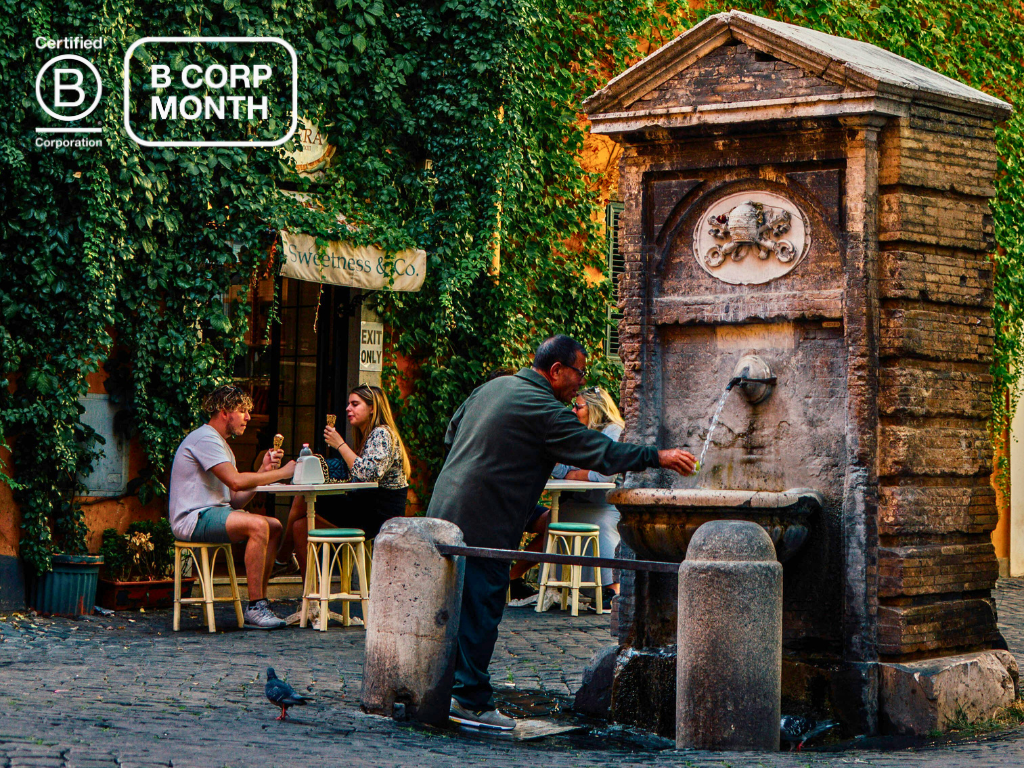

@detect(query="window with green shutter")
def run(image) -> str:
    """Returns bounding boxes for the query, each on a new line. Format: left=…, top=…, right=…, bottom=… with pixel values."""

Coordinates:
left=606, top=202, right=625, bottom=361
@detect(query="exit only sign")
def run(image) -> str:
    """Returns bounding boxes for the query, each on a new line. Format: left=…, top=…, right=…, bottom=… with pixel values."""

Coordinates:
left=360, top=321, right=384, bottom=372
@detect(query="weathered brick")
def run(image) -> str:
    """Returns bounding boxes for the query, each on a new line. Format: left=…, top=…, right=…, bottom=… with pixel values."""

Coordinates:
left=879, top=113, right=999, bottom=197
left=628, top=43, right=843, bottom=111
left=878, top=426, right=993, bottom=476
left=880, top=308, right=994, bottom=362
left=878, top=542, right=999, bottom=598
left=878, top=598, right=997, bottom=656
left=878, top=365, right=993, bottom=419
left=878, top=192, right=993, bottom=251
left=878, top=483, right=998, bottom=536
left=879, top=250, right=994, bottom=308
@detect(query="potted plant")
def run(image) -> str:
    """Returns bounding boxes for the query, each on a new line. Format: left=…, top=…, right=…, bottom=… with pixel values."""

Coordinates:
left=97, top=519, right=193, bottom=610
left=22, top=474, right=104, bottom=617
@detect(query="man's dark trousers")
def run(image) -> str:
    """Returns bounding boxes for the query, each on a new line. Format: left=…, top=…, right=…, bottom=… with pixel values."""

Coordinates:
left=451, top=557, right=510, bottom=711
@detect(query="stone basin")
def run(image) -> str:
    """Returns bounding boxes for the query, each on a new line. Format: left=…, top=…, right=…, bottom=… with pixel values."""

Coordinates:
left=608, top=488, right=822, bottom=564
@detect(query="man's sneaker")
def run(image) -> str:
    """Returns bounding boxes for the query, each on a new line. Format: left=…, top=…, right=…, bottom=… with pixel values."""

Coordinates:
left=449, top=698, right=516, bottom=731
left=244, top=600, right=286, bottom=630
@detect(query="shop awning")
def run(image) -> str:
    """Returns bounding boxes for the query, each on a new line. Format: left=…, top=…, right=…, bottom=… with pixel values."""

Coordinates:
left=279, top=230, right=426, bottom=292
left=276, top=190, right=426, bottom=292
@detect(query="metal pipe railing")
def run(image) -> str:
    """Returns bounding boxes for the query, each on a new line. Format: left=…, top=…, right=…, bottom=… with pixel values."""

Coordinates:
left=433, top=543, right=679, bottom=573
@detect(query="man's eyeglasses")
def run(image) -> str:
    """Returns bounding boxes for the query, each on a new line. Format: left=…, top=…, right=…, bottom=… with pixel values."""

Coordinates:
left=564, top=363, right=587, bottom=380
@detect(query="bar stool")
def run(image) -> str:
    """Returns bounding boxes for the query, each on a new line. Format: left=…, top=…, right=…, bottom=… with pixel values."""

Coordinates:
left=536, top=522, right=603, bottom=617
left=301, top=528, right=370, bottom=631
left=173, top=541, right=244, bottom=632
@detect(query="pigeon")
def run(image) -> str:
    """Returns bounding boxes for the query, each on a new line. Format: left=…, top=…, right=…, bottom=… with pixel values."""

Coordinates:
left=265, top=667, right=313, bottom=721
left=779, top=715, right=836, bottom=751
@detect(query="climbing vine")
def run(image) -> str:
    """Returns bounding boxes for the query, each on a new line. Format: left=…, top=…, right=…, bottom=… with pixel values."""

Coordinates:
left=1, top=0, right=676, bottom=574
left=3, top=0, right=1023, bottom=575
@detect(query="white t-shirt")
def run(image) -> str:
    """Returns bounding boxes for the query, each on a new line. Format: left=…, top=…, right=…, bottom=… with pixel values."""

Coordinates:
left=168, top=424, right=235, bottom=540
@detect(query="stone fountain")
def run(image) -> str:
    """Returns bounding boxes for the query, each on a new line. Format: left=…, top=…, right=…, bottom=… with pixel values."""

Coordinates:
left=582, top=11, right=1016, bottom=737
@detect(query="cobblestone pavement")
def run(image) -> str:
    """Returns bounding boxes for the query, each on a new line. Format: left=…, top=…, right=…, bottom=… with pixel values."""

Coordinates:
left=1, top=579, right=1023, bottom=768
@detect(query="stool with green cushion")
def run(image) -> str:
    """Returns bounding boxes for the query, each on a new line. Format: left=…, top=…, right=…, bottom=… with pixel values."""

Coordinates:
left=548, top=522, right=600, bottom=533
left=309, top=528, right=365, bottom=538
left=301, top=527, right=370, bottom=631
left=536, top=521, right=603, bottom=617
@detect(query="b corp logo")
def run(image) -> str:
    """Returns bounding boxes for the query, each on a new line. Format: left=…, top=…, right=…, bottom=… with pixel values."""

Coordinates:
left=35, top=54, right=103, bottom=122
left=34, top=36, right=298, bottom=148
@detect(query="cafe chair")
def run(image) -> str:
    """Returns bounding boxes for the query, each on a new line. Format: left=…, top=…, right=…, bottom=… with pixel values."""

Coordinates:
left=301, top=528, right=370, bottom=631
left=173, top=541, right=244, bottom=633
left=535, top=522, right=603, bottom=617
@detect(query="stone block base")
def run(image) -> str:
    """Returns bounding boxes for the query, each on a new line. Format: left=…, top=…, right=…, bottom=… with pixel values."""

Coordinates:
left=880, top=650, right=1019, bottom=735
left=573, top=645, right=619, bottom=718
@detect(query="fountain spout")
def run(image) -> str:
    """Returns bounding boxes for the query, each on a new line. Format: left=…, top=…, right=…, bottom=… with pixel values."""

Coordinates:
left=728, top=354, right=776, bottom=403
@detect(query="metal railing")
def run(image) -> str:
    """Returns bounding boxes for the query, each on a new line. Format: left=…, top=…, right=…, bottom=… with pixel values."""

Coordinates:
left=434, top=544, right=679, bottom=574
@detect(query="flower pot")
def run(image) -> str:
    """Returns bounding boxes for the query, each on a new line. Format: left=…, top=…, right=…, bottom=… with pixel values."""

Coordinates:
left=27, top=554, right=103, bottom=616
left=96, top=577, right=195, bottom=611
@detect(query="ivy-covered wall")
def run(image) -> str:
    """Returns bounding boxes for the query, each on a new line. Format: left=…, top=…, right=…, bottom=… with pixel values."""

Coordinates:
left=2, top=0, right=1022, bottom=578
left=0, top=0, right=672, bottom=574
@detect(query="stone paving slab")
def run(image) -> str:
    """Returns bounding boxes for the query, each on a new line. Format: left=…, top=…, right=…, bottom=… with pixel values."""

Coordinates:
left=0, top=579, right=1022, bottom=767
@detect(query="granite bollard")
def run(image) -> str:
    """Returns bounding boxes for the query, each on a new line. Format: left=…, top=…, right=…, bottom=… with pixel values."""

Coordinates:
left=360, top=517, right=465, bottom=725
left=677, top=520, right=782, bottom=751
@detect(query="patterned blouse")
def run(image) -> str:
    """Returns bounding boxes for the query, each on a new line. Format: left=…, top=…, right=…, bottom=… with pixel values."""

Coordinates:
left=347, top=426, right=408, bottom=490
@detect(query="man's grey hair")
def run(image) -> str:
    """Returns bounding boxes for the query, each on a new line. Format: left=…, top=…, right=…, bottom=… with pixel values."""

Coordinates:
left=533, top=335, right=585, bottom=372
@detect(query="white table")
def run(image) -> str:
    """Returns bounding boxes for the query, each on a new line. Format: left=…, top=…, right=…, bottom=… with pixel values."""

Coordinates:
left=254, top=480, right=379, bottom=531
left=255, top=480, right=378, bottom=626
left=543, top=479, right=616, bottom=524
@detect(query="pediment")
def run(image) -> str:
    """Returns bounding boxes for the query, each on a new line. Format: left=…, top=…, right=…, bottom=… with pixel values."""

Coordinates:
left=584, top=11, right=1011, bottom=122
left=622, top=39, right=846, bottom=115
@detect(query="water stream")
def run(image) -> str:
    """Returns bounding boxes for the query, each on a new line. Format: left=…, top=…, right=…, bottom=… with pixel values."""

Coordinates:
left=693, top=387, right=732, bottom=482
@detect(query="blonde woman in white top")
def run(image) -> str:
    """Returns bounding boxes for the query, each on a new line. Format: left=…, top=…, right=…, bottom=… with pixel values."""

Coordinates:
left=550, top=386, right=625, bottom=599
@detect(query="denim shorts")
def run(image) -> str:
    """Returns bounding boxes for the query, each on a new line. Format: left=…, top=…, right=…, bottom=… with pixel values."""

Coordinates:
left=189, top=506, right=234, bottom=543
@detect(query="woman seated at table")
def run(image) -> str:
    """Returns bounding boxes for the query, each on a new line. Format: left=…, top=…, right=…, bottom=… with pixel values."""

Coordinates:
left=280, top=384, right=410, bottom=576
left=549, top=386, right=625, bottom=600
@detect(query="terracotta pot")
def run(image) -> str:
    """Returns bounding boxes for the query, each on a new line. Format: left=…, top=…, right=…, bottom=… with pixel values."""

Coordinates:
left=96, top=577, right=195, bottom=611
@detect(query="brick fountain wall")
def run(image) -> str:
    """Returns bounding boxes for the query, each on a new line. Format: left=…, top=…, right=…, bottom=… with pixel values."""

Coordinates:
left=584, top=12, right=1012, bottom=733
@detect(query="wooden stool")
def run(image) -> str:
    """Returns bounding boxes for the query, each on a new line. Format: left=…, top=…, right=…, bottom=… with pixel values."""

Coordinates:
left=173, top=541, right=244, bottom=632
left=301, top=528, right=370, bottom=631
left=536, top=522, right=603, bottom=617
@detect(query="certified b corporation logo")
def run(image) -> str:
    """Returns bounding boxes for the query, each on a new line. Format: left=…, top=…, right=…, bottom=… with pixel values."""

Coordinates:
left=33, top=36, right=297, bottom=149
left=34, top=37, right=106, bottom=147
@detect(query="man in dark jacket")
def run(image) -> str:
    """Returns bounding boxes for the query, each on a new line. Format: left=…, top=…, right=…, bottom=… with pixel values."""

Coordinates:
left=428, top=335, right=696, bottom=730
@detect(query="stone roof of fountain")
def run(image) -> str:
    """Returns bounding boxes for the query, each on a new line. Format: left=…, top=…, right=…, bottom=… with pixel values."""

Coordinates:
left=583, top=11, right=1012, bottom=122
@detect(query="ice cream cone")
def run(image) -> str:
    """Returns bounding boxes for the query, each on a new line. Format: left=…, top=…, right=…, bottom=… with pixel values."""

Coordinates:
left=273, top=433, right=284, bottom=450
left=325, top=414, right=336, bottom=428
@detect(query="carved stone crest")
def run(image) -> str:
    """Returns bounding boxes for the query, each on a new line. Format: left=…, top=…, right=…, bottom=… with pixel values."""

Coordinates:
left=692, top=191, right=809, bottom=285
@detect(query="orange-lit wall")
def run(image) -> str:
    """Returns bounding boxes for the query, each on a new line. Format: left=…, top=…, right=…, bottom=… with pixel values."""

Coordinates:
left=0, top=445, right=19, bottom=559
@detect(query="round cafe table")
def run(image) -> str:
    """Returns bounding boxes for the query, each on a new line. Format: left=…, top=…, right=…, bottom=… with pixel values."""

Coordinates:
left=255, top=480, right=378, bottom=626
left=543, top=478, right=616, bottom=523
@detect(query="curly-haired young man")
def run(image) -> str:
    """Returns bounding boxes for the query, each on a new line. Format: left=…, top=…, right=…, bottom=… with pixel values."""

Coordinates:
left=169, top=385, right=296, bottom=629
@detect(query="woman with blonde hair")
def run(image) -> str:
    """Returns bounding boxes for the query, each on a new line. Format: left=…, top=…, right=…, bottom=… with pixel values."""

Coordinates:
left=551, top=386, right=626, bottom=604
left=280, top=384, right=410, bottom=576
left=508, top=386, right=627, bottom=608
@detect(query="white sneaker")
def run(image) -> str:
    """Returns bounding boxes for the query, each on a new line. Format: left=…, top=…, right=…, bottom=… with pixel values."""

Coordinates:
left=449, top=698, right=516, bottom=731
left=244, top=600, right=286, bottom=629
